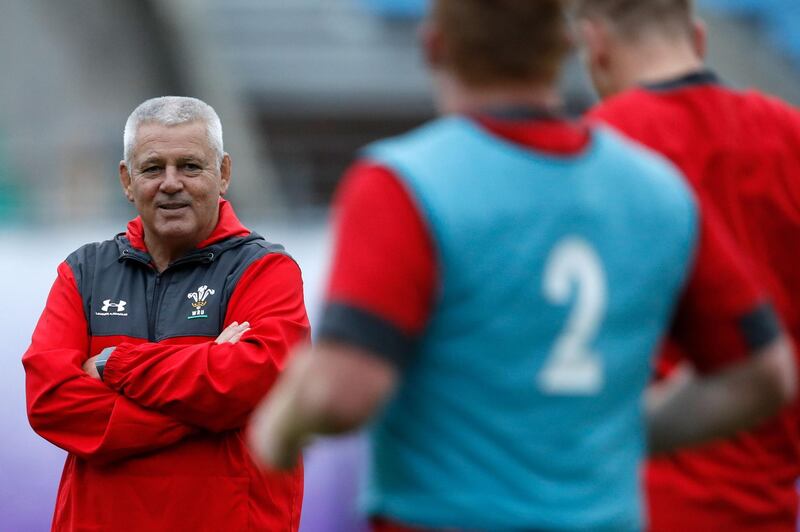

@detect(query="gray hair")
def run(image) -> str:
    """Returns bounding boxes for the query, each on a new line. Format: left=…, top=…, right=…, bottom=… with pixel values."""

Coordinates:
left=123, top=96, right=224, bottom=168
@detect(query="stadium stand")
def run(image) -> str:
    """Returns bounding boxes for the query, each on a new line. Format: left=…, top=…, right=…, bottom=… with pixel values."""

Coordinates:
left=701, top=0, right=800, bottom=66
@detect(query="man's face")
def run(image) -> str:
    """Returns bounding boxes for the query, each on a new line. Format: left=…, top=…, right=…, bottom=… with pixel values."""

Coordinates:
left=120, top=121, right=231, bottom=250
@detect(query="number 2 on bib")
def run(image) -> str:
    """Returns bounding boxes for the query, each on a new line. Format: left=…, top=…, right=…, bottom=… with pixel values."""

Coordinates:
left=537, top=237, right=607, bottom=395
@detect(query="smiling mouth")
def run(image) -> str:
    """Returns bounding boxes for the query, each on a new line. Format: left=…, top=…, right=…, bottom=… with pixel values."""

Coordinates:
left=157, top=203, right=189, bottom=210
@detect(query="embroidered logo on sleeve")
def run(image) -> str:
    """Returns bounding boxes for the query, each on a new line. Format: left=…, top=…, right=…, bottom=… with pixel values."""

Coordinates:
left=96, top=299, right=128, bottom=317
left=187, top=285, right=215, bottom=320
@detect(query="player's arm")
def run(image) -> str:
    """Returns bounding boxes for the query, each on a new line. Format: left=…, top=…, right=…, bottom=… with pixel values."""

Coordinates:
left=646, top=207, right=797, bottom=454
left=647, top=336, right=794, bottom=453
left=248, top=162, right=436, bottom=469
left=23, top=262, right=197, bottom=464
left=249, top=341, right=397, bottom=469
left=98, top=254, right=311, bottom=433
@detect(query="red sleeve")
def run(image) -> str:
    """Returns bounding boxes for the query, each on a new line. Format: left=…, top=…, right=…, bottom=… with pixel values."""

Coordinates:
left=669, top=205, right=779, bottom=373
left=317, top=161, right=437, bottom=366
left=102, top=254, right=311, bottom=432
left=22, top=262, right=195, bottom=464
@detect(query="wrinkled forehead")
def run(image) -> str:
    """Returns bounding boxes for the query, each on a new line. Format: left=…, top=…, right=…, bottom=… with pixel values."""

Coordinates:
left=131, top=120, right=213, bottom=164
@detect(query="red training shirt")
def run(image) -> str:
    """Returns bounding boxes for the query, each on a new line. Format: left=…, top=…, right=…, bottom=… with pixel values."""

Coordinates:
left=591, top=69, right=800, bottom=532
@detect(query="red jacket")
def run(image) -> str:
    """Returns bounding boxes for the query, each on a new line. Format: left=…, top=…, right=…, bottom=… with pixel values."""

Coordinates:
left=23, top=200, right=309, bottom=531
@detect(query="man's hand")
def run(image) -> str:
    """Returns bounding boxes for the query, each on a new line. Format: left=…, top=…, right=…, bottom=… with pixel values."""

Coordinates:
left=647, top=335, right=796, bottom=453
left=80, top=323, right=249, bottom=380
left=248, top=342, right=397, bottom=470
left=248, top=406, right=307, bottom=470
left=82, top=355, right=102, bottom=379
left=216, top=321, right=250, bottom=344
left=248, top=349, right=316, bottom=470
left=83, top=347, right=116, bottom=380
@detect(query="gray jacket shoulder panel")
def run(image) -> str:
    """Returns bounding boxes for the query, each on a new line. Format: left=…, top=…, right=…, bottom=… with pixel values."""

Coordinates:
left=66, top=231, right=294, bottom=342
left=217, top=235, right=291, bottom=316
left=65, top=238, right=124, bottom=324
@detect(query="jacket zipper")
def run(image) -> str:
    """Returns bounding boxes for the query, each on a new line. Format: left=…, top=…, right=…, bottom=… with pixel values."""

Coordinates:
left=149, top=273, right=162, bottom=342
left=145, top=253, right=213, bottom=341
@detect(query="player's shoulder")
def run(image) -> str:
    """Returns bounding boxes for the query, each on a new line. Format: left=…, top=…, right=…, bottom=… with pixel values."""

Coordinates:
left=588, top=88, right=667, bottom=123
left=588, top=89, right=687, bottom=151
left=364, top=116, right=474, bottom=163
left=353, top=117, right=476, bottom=199
left=338, top=158, right=405, bottom=202
left=592, top=123, right=685, bottom=179
left=332, top=157, right=419, bottom=236
left=738, top=89, right=800, bottom=127
left=591, top=124, right=697, bottom=217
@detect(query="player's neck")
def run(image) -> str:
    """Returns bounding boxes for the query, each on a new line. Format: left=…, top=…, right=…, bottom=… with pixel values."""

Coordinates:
left=435, top=74, right=562, bottom=116
left=619, top=39, right=704, bottom=92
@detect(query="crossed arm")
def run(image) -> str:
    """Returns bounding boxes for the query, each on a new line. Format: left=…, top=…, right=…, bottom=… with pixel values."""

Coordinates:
left=83, top=321, right=250, bottom=379
left=23, top=262, right=195, bottom=464
left=95, top=255, right=310, bottom=432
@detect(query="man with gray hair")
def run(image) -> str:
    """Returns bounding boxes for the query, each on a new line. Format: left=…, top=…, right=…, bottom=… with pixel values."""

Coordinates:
left=23, top=96, right=309, bottom=531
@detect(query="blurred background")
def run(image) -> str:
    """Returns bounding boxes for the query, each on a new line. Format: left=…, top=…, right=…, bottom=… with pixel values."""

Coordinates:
left=1, top=0, right=799, bottom=530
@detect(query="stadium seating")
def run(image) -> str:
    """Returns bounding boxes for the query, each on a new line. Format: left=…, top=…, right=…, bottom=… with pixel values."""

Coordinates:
left=700, top=0, right=800, bottom=66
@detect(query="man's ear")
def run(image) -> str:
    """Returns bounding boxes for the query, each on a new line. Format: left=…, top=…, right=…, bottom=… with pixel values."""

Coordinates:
left=692, top=18, right=708, bottom=60
left=420, top=20, right=445, bottom=71
left=578, top=18, right=611, bottom=71
left=119, top=161, right=134, bottom=202
left=219, top=153, right=232, bottom=196
left=577, top=17, right=621, bottom=99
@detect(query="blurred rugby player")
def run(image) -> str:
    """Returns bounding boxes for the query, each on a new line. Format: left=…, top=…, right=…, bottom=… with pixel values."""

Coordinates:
left=250, top=1, right=796, bottom=530
left=578, top=1, right=800, bottom=529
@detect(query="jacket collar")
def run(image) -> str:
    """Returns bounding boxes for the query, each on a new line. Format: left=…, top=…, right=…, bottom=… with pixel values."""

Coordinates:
left=124, top=199, right=250, bottom=252
left=117, top=199, right=255, bottom=267
left=641, top=69, right=722, bottom=93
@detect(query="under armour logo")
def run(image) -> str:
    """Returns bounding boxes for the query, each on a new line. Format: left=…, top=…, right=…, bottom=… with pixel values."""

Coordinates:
left=101, top=299, right=127, bottom=312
